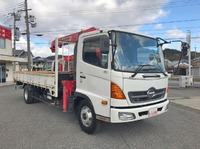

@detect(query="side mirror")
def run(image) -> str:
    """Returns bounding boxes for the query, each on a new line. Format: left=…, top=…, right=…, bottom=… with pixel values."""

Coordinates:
left=100, top=36, right=109, bottom=54
left=181, top=42, right=190, bottom=56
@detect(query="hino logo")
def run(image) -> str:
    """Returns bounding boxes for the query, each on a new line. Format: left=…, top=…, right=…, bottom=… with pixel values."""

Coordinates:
left=147, top=88, right=156, bottom=99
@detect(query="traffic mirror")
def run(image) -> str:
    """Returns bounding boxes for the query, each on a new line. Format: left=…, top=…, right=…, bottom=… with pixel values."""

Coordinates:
left=181, top=42, right=190, bottom=56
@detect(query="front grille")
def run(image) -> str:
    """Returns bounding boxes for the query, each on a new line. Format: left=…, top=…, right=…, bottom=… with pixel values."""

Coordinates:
left=128, top=88, right=166, bottom=103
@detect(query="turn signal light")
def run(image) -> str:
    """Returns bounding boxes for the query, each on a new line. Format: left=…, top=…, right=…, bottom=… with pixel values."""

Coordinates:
left=111, top=82, right=126, bottom=99
left=166, top=87, right=169, bottom=93
left=101, top=100, right=108, bottom=105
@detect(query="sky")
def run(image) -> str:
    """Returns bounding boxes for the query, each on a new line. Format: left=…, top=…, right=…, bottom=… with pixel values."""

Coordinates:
left=0, top=0, right=200, bottom=57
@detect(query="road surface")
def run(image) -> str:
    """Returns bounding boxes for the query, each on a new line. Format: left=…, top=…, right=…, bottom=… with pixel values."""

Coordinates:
left=0, top=85, right=200, bottom=149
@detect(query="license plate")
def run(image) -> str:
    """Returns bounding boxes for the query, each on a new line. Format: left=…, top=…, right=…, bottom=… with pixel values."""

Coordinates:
left=148, top=108, right=158, bottom=117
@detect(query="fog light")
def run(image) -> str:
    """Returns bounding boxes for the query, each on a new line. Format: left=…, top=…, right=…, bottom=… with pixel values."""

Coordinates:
left=118, top=112, right=135, bottom=121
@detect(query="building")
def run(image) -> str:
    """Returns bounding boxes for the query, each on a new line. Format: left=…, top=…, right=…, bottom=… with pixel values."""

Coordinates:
left=166, top=57, right=200, bottom=76
left=192, top=57, right=200, bottom=67
left=15, top=49, right=33, bottom=71
left=186, top=57, right=200, bottom=76
left=0, top=25, right=27, bottom=83
left=32, top=56, right=46, bottom=71
left=165, top=59, right=192, bottom=75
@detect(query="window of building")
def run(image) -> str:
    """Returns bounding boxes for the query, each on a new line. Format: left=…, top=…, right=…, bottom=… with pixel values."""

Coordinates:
left=0, top=38, right=6, bottom=49
left=83, top=37, right=108, bottom=68
left=0, top=63, right=6, bottom=83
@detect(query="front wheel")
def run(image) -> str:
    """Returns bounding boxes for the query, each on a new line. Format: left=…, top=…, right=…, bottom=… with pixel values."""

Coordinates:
left=78, top=100, right=97, bottom=134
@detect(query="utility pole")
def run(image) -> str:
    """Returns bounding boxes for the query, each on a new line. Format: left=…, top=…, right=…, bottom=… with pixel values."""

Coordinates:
left=187, top=30, right=191, bottom=78
left=13, top=14, right=16, bottom=57
left=25, top=0, right=31, bottom=71
left=13, top=13, right=16, bottom=72
left=186, top=30, right=193, bottom=86
left=194, top=47, right=197, bottom=58
left=9, top=12, right=17, bottom=57
left=9, top=11, right=21, bottom=71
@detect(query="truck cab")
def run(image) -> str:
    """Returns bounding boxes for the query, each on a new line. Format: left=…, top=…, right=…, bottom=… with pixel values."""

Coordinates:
left=74, top=29, right=169, bottom=130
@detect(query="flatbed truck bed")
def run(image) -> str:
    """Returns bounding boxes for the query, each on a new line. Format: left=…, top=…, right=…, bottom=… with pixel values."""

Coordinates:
left=14, top=71, right=73, bottom=97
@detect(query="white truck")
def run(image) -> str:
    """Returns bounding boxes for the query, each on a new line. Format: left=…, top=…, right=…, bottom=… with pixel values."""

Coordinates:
left=14, top=27, right=189, bottom=134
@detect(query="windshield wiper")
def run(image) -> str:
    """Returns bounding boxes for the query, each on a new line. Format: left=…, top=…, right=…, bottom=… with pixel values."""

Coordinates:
left=131, top=64, right=151, bottom=78
left=131, top=64, right=168, bottom=78
left=154, top=65, right=168, bottom=77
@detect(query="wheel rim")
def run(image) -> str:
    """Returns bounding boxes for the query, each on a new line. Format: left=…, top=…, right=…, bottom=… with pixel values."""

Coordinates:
left=24, top=88, right=28, bottom=101
left=80, top=106, right=93, bottom=127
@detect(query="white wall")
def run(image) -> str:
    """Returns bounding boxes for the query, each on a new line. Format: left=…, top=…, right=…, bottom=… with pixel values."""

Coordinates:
left=0, top=39, right=12, bottom=56
left=5, top=62, right=13, bottom=82
left=186, top=67, right=200, bottom=76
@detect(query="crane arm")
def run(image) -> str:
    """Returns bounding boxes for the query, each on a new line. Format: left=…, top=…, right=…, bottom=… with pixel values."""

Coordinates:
left=50, top=27, right=99, bottom=52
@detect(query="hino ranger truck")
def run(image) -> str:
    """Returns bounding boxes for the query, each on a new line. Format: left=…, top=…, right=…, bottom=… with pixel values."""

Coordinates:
left=14, top=27, right=189, bottom=134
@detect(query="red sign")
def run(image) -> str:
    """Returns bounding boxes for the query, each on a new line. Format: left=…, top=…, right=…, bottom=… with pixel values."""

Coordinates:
left=0, top=26, right=12, bottom=40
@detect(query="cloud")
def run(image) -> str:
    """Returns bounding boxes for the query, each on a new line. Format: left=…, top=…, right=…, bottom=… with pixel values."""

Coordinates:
left=154, top=24, right=163, bottom=30
left=32, top=46, right=53, bottom=57
left=15, top=37, right=35, bottom=51
left=15, top=36, right=74, bottom=57
left=164, top=28, right=186, bottom=38
left=1, top=0, right=170, bottom=57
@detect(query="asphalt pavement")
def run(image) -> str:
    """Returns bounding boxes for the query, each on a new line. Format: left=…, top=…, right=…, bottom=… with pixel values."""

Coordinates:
left=0, top=85, right=200, bottom=149
left=168, top=80, right=200, bottom=111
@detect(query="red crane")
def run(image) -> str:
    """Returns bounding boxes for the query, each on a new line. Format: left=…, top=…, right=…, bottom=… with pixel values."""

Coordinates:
left=50, top=27, right=99, bottom=52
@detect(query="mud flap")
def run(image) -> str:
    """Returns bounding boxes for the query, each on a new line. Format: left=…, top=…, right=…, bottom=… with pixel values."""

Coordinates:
left=67, top=96, right=74, bottom=112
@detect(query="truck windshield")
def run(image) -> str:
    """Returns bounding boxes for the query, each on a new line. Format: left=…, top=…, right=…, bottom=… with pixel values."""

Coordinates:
left=112, top=31, right=165, bottom=73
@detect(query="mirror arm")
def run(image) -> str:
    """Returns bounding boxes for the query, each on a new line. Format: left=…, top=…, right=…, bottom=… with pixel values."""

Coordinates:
left=156, top=37, right=171, bottom=47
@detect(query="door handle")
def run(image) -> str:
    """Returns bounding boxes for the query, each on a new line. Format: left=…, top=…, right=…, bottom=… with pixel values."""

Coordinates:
left=80, top=76, right=86, bottom=79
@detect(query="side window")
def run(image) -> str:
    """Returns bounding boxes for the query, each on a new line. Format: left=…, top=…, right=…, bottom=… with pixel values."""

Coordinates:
left=83, top=37, right=108, bottom=68
left=0, top=38, right=6, bottom=49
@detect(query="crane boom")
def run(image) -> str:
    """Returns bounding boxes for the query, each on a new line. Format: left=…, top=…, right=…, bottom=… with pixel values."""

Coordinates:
left=50, top=27, right=99, bottom=52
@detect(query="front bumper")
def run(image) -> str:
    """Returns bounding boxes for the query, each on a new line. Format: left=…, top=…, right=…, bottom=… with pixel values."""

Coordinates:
left=110, top=99, right=169, bottom=123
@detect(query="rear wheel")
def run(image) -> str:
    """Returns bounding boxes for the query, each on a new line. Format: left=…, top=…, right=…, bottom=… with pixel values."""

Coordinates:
left=78, top=100, right=97, bottom=134
left=24, top=85, right=34, bottom=104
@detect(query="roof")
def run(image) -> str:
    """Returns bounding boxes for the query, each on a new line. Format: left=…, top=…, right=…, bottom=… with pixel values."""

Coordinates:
left=0, top=25, right=11, bottom=30
left=15, top=50, right=34, bottom=57
left=173, top=62, right=192, bottom=68
left=192, top=57, right=200, bottom=61
left=167, top=60, right=190, bottom=68
left=15, top=50, right=24, bottom=56
left=33, top=56, right=47, bottom=62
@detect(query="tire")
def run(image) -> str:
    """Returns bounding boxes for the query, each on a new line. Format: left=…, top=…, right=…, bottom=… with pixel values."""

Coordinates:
left=78, top=100, right=97, bottom=134
left=24, top=85, right=34, bottom=104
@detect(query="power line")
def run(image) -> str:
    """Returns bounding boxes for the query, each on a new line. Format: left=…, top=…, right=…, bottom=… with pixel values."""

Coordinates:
left=37, top=2, right=200, bottom=17
left=36, top=0, right=198, bottom=14
left=107, top=18, right=200, bottom=28
left=139, top=26, right=200, bottom=32
left=0, top=2, right=24, bottom=13
left=28, top=19, right=200, bottom=35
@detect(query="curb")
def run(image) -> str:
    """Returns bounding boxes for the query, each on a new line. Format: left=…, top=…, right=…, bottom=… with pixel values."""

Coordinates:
left=0, top=83, right=15, bottom=87
left=168, top=96, right=200, bottom=100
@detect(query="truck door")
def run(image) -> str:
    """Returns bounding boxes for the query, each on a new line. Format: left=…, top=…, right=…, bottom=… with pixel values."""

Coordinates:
left=76, top=35, right=111, bottom=117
